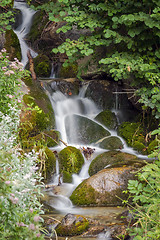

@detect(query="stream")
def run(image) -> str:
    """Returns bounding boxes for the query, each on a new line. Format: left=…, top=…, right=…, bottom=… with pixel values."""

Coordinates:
left=13, top=1, right=148, bottom=239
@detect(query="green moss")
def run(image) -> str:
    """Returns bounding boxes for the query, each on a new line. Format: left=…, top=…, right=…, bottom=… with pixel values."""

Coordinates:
left=59, top=64, right=78, bottom=78
left=63, top=171, right=72, bottom=183
left=88, top=151, right=140, bottom=176
left=133, top=141, right=147, bottom=154
left=95, top=110, right=118, bottom=130
left=58, top=146, right=84, bottom=183
left=118, top=122, right=146, bottom=153
left=34, top=54, right=51, bottom=77
left=70, top=181, right=97, bottom=206
left=147, top=139, right=158, bottom=154
left=4, top=29, right=21, bottom=61
left=19, top=94, right=54, bottom=149
left=42, top=147, right=56, bottom=181
left=55, top=215, right=89, bottom=236
left=99, top=136, right=123, bottom=150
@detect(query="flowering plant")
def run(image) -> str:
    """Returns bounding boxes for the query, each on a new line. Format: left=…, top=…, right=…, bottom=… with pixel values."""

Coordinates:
left=0, top=50, right=45, bottom=239
left=0, top=48, right=29, bottom=115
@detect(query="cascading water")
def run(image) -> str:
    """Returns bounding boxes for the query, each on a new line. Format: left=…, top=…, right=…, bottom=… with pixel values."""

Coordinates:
left=43, top=82, right=148, bottom=216
left=13, top=0, right=38, bottom=67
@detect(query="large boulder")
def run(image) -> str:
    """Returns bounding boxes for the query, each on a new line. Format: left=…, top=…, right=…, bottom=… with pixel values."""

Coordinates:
left=65, top=114, right=110, bottom=145
left=55, top=213, right=89, bottom=236
left=88, top=151, right=145, bottom=176
left=70, top=166, right=137, bottom=206
left=58, top=146, right=84, bottom=183
left=95, top=110, right=118, bottom=130
left=98, top=136, right=123, bottom=150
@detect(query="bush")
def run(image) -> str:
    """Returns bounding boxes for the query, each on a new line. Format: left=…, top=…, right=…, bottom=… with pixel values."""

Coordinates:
left=127, top=127, right=160, bottom=239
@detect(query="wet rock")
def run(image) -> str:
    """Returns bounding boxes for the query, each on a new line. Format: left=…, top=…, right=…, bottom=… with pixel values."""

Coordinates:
left=116, top=210, right=136, bottom=226
left=48, top=79, right=80, bottom=96
left=55, top=213, right=89, bottom=236
left=59, top=146, right=84, bottom=183
left=65, top=114, right=110, bottom=145
left=70, top=166, right=139, bottom=206
left=98, top=136, right=123, bottom=150
left=4, top=29, right=21, bottom=61
left=89, top=151, right=145, bottom=176
left=95, top=110, right=118, bottom=130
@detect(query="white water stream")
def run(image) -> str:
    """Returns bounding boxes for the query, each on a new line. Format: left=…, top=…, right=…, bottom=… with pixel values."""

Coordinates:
left=13, top=0, right=38, bottom=67
left=43, top=83, right=148, bottom=215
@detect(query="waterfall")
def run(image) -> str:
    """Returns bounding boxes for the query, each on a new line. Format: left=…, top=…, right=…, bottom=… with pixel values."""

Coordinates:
left=13, top=0, right=38, bottom=67
left=49, top=85, right=100, bottom=145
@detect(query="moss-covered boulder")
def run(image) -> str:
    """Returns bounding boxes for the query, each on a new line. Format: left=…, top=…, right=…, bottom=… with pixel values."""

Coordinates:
left=70, top=166, right=137, bottom=206
left=118, top=122, right=147, bottom=154
left=88, top=151, right=145, bottom=176
left=65, top=114, right=110, bottom=145
left=58, top=146, right=84, bottom=183
left=33, top=54, right=51, bottom=77
left=98, top=136, right=123, bottom=150
left=4, top=29, right=21, bottom=61
left=95, top=110, right=118, bottom=130
left=55, top=213, right=89, bottom=236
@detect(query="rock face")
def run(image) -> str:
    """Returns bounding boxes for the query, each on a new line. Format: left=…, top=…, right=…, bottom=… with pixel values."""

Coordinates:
left=65, top=114, right=110, bottom=144
left=98, top=136, right=123, bottom=150
left=70, top=166, right=137, bottom=206
left=95, top=110, right=118, bottom=130
left=58, top=146, right=84, bottom=183
left=55, top=213, right=89, bottom=236
left=88, top=151, right=144, bottom=176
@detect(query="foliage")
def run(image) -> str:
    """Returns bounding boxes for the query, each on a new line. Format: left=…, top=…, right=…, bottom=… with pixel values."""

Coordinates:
left=127, top=128, right=160, bottom=239
left=0, top=104, right=44, bottom=239
left=0, top=48, right=28, bottom=115
left=0, top=0, right=14, bottom=33
left=36, top=0, right=160, bottom=118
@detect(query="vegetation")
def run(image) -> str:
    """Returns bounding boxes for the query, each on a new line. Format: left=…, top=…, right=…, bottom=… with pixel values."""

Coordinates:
left=126, top=129, right=160, bottom=239
left=37, top=0, right=160, bottom=119
left=0, top=49, right=44, bottom=239
left=0, top=0, right=160, bottom=238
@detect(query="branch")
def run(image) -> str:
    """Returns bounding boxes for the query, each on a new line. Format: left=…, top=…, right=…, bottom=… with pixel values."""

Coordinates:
left=27, top=49, right=37, bottom=81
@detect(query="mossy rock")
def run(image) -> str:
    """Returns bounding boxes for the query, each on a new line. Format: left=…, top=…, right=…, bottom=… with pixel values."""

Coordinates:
left=88, top=151, right=144, bottom=176
left=41, top=147, right=56, bottom=181
left=65, top=114, right=110, bottom=145
left=58, top=146, right=84, bottom=183
left=26, top=130, right=60, bottom=148
left=98, top=136, right=123, bottom=150
left=59, top=64, right=78, bottom=78
left=4, top=29, right=21, bottom=61
left=70, top=167, right=137, bottom=206
left=55, top=213, right=89, bottom=236
left=132, top=141, right=147, bottom=155
left=33, top=54, right=51, bottom=77
left=95, top=110, right=118, bottom=130
left=23, top=91, right=55, bottom=129
left=147, top=139, right=158, bottom=154
left=118, top=122, right=147, bottom=154
left=19, top=95, right=53, bottom=148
